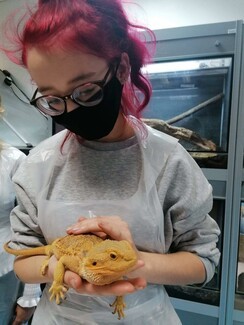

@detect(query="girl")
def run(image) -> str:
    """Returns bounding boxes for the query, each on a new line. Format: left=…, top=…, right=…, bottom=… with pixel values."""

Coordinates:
left=3, top=1, right=220, bottom=324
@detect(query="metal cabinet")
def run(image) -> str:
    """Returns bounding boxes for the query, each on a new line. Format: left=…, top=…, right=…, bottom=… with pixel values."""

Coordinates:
left=144, top=21, right=244, bottom=325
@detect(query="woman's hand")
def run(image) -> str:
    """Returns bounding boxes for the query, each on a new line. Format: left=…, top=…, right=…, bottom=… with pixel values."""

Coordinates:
left=47, top=255, right=146, bottom=298
left=67, top=215, right=137, bottom=251
left=12, top=305, right=35, bottom=325
left=67, top=216, right=108, bottom=239
left=63, top=270, right=146, bottom=296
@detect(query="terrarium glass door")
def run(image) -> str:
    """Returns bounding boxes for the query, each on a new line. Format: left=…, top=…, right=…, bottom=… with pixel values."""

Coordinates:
left=142, top=57, right=232, bottom=168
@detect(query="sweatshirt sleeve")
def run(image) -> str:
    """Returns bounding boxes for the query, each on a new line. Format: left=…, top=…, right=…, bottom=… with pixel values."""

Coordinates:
left=9, top=151, right=49, bottom=249
left=17, top=284, right=42, bottom=308
left=9, top=131, right=67, bottom=249
left=157, top=143, right=221, bottom=285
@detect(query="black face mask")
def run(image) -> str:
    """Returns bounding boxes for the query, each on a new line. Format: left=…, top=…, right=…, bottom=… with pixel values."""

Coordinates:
left=52, top=75, right=123, bottom=140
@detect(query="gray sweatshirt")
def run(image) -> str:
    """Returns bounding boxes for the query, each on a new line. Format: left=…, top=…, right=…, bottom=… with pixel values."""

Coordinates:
left=9, top=125, right=220, bottom=285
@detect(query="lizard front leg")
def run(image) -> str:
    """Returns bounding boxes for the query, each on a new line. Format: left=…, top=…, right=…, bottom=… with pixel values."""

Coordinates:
left=49, top=256, right=79, bottom=304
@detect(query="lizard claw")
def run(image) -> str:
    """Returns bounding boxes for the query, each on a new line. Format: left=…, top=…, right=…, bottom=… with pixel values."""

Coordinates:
left=49, top=281, right=68, bottom=304
left=110, top=296, right=126, bottom=320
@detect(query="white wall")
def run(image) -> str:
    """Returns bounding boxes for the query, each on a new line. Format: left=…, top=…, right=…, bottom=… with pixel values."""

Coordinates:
left=123, top=0, right=244, bottom=30
left=0, top=0, right=35, bottom=95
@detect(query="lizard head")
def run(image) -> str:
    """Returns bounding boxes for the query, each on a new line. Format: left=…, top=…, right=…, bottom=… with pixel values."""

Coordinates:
left=81, top=239, right=137, bottom=285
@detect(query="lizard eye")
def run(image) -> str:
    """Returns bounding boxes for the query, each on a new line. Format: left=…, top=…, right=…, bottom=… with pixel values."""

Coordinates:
left=92, top=261, right=97, bottom=266
left=110, top=252, right=117, bottom=260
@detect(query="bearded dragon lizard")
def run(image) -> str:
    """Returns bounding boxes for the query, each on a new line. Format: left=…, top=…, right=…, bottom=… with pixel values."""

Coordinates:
left=4, top=234, right=137, bottom=319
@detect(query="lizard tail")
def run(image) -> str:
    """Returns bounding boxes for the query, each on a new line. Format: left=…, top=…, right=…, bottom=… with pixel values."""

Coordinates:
left=4, top=241, right=50, bottom=256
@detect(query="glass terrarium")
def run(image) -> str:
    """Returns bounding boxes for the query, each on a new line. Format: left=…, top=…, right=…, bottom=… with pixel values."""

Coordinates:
left=142, top=57, right=232, bottom=168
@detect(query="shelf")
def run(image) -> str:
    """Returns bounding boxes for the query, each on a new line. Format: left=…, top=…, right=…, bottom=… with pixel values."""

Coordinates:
left=171, top=297, right=219, bottom=317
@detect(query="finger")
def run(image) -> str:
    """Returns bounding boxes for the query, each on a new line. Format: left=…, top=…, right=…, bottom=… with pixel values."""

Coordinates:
left=66, top=217, right=133, bottom=243
left=75, top=278, right=147, bottom=296
left=64, top=270, right=83, bottom=289
left=126, top=260, right=145, bottom=279
left=132, top=259, right=145, bottom=270
left=67, top=225, right=108, bottom=239
left=77, top=217, right=87, bottom=222
left=68, top=214, right=103, bottom=230
left=66, top=216, right=90, bottom=233
left=91, top=231, right=108, bottom=239
left=66, top=218, right=103, bottom=234
left=66, top=227, right=107, bottom=239
left=98, top=220, right=133, bottom=243
left=125, top=277, right=147, bottom=290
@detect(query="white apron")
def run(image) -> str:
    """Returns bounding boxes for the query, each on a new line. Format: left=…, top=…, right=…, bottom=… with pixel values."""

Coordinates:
left=31, top=125, right=182, bottom=325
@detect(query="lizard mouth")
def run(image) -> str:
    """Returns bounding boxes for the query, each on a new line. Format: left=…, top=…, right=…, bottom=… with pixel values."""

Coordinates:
left=82, top=269, right=126, bottom=285
left=86, top=259, right=136, bottom=273
left=85, top=266, right=129, bottom=275
left=82, top=262, right=136, bottom=285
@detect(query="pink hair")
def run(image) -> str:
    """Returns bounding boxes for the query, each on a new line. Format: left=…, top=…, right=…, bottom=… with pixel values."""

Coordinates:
left=2, top=0, right=155, bottom=118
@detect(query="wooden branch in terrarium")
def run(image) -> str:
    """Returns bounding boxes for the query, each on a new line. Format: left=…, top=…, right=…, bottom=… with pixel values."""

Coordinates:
left=166, top=93, right=224, bottom=124
left=142, top=118, right=216, bottom=151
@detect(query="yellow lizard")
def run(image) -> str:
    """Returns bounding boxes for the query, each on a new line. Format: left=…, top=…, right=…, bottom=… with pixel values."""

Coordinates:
left=4, top=234, right=137, bottom=319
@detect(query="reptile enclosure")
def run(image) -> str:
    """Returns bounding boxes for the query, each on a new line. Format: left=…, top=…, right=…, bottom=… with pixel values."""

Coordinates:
left=142, top=21, right=244, bottom=325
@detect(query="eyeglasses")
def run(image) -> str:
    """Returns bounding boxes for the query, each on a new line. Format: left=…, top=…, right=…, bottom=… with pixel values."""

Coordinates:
left=30, top=65, right=114, bottom=116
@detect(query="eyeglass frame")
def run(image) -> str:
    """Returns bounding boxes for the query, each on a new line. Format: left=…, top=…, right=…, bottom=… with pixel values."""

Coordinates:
left=30, top=63, right=116, bottom=116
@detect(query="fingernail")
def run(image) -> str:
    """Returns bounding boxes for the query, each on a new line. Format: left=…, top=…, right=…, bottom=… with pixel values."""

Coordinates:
left=66, top=225, right=76, bottom=230
left=136, top=286, right=144, bottom=290
left=70, top=227, right=81, bottom=231
left=67, top=226, right=82, bottom=232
